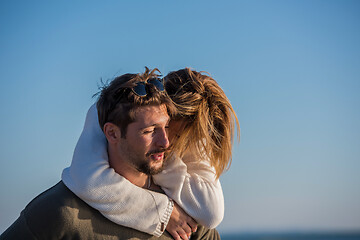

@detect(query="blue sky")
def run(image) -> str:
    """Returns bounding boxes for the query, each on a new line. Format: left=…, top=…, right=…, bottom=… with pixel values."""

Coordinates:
left=1, top=0, right=359, bottom=234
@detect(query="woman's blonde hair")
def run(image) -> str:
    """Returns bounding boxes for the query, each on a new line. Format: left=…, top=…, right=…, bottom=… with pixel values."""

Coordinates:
left=164, top=68, right=240, bottom=178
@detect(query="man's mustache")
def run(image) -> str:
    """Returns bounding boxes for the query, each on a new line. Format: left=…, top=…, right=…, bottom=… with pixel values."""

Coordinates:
left=146, top=145, right=173, bottom=157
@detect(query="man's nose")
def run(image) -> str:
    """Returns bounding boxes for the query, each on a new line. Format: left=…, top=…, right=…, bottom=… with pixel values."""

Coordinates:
left=156, top=128, right=170, bottom=149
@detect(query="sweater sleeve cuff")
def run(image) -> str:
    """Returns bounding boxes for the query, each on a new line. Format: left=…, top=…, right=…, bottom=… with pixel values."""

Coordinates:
left=153, top=198, right=174, bottom=237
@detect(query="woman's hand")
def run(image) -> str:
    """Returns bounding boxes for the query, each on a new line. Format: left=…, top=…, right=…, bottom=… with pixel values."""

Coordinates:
left=166, top=202, right=197, bottom=240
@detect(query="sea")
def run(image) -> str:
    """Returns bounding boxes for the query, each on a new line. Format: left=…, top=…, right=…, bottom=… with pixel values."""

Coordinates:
left=219, top=232, right=360, bottom=240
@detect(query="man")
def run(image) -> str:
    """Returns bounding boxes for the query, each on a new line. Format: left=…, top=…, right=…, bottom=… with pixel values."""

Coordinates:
left=1, top=68, right=219, bottom=240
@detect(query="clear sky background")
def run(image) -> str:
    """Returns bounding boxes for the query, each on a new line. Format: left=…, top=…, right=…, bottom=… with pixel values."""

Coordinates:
left=1, top=0, right=359, bottom=235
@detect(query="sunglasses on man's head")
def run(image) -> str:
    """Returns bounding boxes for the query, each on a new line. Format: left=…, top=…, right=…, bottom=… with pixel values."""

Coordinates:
left=132, top=78, right=165, bottom=97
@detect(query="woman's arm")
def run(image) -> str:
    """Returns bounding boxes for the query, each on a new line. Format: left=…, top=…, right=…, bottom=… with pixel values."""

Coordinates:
left=153, top=152, right=224, bottom=229
left=62, top=104, right=223, bottom=238
left=61, top=104, right=173, bottom=237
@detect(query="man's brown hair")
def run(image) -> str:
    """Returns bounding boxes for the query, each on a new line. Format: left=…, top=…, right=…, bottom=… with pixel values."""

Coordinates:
left=96, top=67, right=175, bottom=137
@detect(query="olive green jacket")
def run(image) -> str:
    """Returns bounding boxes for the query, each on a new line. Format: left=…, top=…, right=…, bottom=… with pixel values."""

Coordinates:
left=0, top=181, right=220, bottom=240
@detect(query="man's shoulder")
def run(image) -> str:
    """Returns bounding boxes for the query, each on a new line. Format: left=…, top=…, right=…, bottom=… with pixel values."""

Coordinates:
left=23, top=181, right=91, bottom=237
left=1, top=181, right=92, bottom=239
left=6, top=181, right=175, bottom=240
left=19, top=181, right=169, bottom=240
left=26, top=180, right=85, bottom=212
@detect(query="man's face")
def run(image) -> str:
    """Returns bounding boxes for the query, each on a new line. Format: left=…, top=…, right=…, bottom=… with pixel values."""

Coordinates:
left=119, top=104, right=170, bottom=175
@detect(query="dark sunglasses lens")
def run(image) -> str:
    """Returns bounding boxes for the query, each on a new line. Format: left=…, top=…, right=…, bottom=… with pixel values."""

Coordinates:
left=132, top=82, right=147, bottom=96
left=149, top=79, right=165, bottom=92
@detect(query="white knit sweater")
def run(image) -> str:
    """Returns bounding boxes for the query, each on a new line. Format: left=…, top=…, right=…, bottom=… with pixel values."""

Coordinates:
left=61, top=104, right=224, bottom=237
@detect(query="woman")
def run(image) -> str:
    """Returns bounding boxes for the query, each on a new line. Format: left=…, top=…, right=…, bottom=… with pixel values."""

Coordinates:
left=62, top=68, right=239, bottom=240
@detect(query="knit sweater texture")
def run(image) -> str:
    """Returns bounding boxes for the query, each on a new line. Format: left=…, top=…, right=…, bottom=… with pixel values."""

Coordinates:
left=0, top=181, right=175, bottom=240
left=61, top=104, right=224, bottom=237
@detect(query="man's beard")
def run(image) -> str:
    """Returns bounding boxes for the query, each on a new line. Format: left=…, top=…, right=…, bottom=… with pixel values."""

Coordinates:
left=136, top=161, right=165, bottom=175
left=133, top=147, right=170, bottom=175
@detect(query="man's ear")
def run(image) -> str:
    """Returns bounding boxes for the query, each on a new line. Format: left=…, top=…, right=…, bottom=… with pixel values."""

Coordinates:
left=103, top=122, right=121, bottom=143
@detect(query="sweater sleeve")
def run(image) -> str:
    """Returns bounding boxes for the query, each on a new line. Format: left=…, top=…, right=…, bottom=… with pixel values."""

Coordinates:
left=61, top=104, right=173, bottom=237
left=152, top=152, right=224, bottom=229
